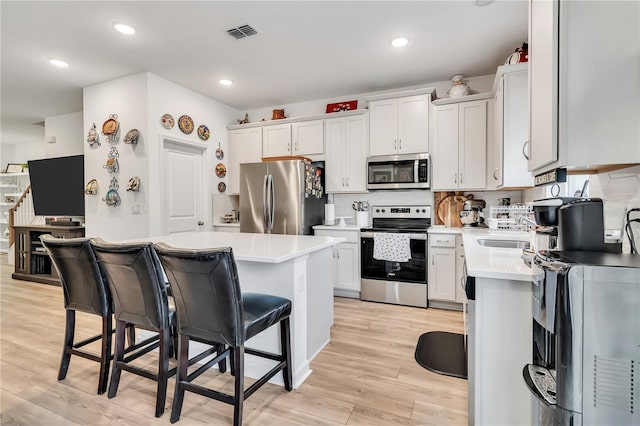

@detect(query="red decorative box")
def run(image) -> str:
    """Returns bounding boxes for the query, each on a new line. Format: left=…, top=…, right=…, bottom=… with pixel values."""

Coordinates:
left=326, top=100, right=358, bottom=113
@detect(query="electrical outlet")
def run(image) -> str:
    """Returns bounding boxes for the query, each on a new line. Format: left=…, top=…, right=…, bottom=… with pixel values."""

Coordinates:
left=131, top=203, right=141, bottom=214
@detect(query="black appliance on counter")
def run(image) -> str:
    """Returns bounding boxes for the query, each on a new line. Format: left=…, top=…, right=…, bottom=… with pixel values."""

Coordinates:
left=360, top=205, right=431, bottom=308
left=532, top=197, right=622, bottom=253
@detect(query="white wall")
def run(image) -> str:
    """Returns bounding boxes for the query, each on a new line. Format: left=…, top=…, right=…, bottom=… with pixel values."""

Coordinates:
left=146, top=73, right=239, bottom=235
left=83, top=73, right=149, bottom=240
left=83, top=72, right=240, bottom=240
left=44, top=111, right=83, bottom=158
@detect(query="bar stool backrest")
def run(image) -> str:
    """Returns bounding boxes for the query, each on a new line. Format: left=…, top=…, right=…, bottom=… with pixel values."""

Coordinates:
left=40, top=235, right=111, bottom=317
left=153, top=244, right=243, bottom=347
left=91, top=238, right=169, bottom=331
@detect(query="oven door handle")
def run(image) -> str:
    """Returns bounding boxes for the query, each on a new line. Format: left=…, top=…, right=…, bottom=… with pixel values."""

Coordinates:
left=360, top=232, right=426, bottom=240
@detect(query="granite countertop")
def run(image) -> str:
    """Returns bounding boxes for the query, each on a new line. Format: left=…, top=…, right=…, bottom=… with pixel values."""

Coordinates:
left=460, top=228, right=535, bottom=282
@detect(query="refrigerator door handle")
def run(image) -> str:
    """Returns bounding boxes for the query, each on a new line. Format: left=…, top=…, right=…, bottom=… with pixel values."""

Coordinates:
left=268, top=174, right=275, bottom=231
left=262, top=174, right=269, bottom=230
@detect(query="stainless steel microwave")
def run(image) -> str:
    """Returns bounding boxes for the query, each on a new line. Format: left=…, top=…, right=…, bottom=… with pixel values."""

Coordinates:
left=366, top=153, right=430, bottom=190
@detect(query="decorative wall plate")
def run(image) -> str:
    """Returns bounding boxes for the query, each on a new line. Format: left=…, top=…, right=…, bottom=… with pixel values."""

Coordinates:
left=103, top=177, right=121, bottom=207
left=197, top=124, right=210, bottom=140
left=178, top=115, right=194, bottom=134
left=215, top=163, right=226, bottom=178
left=215, top=142, right=224, bottom=160
left=218, top=182, right=226, bottom=193
left=87, top=123, right=100, bottom=147
left=124, top=129, right=140, bottom=144
left=85, top=179, right=98, bottom=195
left=102, top=114, right=120, bottom=143
left=126, top=176, right=140, bottom=191
left=161, top=114, right=175, bottom=129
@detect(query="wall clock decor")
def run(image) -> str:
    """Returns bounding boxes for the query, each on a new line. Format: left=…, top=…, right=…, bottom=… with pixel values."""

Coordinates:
left=178, top=115, right=194, bottom=134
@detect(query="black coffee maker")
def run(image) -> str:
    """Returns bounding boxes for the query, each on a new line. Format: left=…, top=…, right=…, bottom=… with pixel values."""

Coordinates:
left=532, top=197, right=622, bottom=253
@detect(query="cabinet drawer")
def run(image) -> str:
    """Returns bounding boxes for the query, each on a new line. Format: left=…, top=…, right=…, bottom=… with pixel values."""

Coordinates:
left=315, top=229, right=359, bottom=243
left=429, top=234, right=456, bottom=248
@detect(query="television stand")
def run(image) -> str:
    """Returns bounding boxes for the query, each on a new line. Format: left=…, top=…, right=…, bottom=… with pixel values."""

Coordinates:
left=11, top=224, right=85, bottom=285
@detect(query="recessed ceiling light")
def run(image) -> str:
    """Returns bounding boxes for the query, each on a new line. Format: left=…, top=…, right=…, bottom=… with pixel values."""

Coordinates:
left=219, top=79, right=233, bottom=86
left=391, top=37, right=409, bottom=48
left=113, top=23, right=136, bottom=35
left=48, top=59, right=68, bottom=68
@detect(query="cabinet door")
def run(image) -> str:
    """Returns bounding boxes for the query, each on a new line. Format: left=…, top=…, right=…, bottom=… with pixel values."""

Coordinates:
left=454, top=236, right=466, bottom=303
left=324, top=117, right=345, bottom=192
left=397, top=95, right=429, bottom=154
left=431, top=104, right=460, bottom=190
left=335, top=242, right=359, bottom=291
left=262, top=123, right=291, bottom=157
left=229, top=128, right=262, bottom=195
left=343, top=114, right=367, bottom=192
left=528, top=0, right=559, bottom=170
left=458, top=100, right=487, bottom=190
left=292, top=120, right=324, bottom=157
left=502, top=71, right=533, bottom=187
left=369, top=98, right=398, bottom=156
left=428, top=247, right=456, bottom=301
left=489, top=79, right=504, bottom=188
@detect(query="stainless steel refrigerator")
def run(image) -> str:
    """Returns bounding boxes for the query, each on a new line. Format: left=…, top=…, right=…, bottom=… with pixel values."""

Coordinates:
left=239, top=160, right=326, bottom=235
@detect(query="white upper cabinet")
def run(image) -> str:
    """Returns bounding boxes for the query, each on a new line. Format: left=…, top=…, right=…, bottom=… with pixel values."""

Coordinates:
left=228, top=127, right=262, bottom=194
left=325, top=113, right=368, bottom=193
left=432, top=99, right=487, bottom=191
left=369, top=94, right=429, bottom=156
left=489, top=66, right=533, bottom=189
left=528, top=0, right=640, bottom=173
left=262, top=120, right=324, bottom=159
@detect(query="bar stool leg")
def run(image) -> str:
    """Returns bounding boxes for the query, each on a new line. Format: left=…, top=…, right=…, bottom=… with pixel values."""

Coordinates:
left=155, top=327, right=171, bottom=417
left=58, top=309, right=75, bottom=381
left=170, top=335, right=189, bottom=423
left=233, top=346, right=245, bottom=426
left=280, top=318, right=293, bottom=391
left=108, top=320, right=126, bottom=398
left=97, top=316, right=113, bottom=394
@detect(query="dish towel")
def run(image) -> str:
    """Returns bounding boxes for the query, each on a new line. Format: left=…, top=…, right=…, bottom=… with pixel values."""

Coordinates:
left=373, top=233, right=412, bottom=262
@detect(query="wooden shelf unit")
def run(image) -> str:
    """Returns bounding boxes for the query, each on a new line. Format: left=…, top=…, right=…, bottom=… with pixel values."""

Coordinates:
left=12, top=225, right=85, bottom=285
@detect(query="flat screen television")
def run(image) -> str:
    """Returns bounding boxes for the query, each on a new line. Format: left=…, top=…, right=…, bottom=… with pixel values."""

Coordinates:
left=28, top=154, right=85, bottom=217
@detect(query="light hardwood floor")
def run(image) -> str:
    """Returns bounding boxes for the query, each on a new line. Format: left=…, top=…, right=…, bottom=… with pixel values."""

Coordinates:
left=0, top=254, right=467, bottom=425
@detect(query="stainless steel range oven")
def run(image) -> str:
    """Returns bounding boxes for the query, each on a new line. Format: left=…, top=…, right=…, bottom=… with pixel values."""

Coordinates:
left=360, top=205, right=430, bottom=308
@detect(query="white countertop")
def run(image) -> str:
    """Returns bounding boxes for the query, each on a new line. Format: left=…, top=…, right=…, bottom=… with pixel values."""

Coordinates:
left=313, top=224, right=361, bottom=231
left=122, top=231, right=344, bottom=264
left=213, top=222, right=240, bottom=227
left=460, top=228, right=534, bottom=281
left=428, top=225, right=463, bottom=235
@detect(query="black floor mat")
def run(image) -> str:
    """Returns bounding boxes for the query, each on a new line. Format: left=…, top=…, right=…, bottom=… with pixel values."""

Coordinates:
left=414, top=331, right=467, bottom=379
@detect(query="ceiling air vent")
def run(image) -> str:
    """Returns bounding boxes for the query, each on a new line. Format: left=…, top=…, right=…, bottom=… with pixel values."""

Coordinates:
left=226, top=24, right=259, bottom=40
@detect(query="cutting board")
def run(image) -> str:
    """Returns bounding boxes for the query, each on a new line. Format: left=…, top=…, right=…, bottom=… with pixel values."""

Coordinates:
left=437, top=194, right=467, bottom=228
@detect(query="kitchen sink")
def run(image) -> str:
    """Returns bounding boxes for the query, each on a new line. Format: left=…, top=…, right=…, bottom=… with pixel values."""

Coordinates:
left=477, top=239, right=531, bottom=249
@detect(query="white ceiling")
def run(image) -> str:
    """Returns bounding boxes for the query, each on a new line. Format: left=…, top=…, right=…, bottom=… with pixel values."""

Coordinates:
left=1, top=1, right=528, bottom=145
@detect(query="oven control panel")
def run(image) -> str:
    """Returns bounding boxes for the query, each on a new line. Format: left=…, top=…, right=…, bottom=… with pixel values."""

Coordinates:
left=371, top=205, right=431, bottom=219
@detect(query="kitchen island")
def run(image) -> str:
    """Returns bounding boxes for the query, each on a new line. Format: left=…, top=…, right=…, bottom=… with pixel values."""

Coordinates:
left=460, top=229, right=534, bottom=426
left=121, top=231, right=344, bottom=388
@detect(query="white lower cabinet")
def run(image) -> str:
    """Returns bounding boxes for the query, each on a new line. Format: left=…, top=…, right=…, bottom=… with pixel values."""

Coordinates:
left=428, top=233, right=463, bottom=309
left=314, top=228, right=360, bottom=297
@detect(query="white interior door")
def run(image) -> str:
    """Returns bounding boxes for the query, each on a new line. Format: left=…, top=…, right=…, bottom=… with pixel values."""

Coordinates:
left=163, top=140, right=206, bottom=233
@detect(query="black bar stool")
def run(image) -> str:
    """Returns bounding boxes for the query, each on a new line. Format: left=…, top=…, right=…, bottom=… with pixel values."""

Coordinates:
left=153, top=243, right=293, bottom=426
left=91, top=238, right=177, bottom=417
left=40, top=235, right=126, bottom=395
